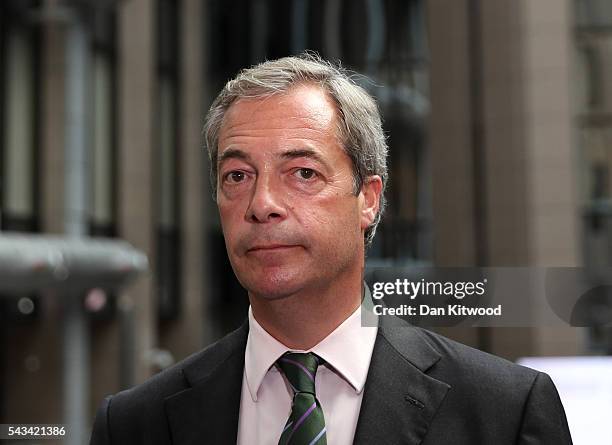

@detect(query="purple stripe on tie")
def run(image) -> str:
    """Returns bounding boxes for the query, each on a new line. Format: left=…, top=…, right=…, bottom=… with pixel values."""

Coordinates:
left=285, top=402, right=317, bottom=442
left=280, top=357, right=315, bottom=381
left=308, top=427, right=326, bottom=445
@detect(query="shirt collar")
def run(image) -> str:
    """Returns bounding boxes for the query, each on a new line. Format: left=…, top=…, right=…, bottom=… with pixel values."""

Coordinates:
left=244, top=302, right=378, bottom=402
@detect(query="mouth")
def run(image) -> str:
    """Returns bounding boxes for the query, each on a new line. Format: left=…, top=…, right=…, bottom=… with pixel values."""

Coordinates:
left=247, top=244, right=300, bottom=253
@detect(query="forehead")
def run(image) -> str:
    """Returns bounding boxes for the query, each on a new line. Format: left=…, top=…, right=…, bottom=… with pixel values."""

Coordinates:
left=218, top=84, right=339, bottom=142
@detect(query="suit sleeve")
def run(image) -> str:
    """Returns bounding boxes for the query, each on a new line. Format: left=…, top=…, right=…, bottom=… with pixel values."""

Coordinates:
left=516, top=372, right=572, bottom=444
left=90, top=396, right=113, bottom=445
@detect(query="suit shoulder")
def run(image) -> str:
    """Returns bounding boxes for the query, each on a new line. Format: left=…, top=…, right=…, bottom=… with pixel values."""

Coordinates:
left=413, top=327, right=539, bottom=390
left=91, top=323, right=247, bottom=444
left=108, top=322, right=247, bottom=413
left=405, top=327, right=552, bottom=435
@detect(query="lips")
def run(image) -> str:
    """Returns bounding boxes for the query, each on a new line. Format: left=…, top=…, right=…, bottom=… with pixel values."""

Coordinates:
left=247, top=244, right=298, bottom=252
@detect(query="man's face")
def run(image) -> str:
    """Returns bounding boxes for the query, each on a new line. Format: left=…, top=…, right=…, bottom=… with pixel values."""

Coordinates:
left=216, top=84, right=379, bottom=299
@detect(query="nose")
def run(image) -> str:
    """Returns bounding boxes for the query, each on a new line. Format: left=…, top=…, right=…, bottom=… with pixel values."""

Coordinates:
left=245, top=175, right=287, bottom=223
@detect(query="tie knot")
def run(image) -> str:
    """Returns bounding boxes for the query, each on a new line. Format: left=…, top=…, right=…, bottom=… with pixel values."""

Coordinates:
left=277, top=352, right=321, bottom=395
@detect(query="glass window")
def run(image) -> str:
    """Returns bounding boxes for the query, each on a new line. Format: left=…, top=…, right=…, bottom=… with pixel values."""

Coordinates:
left=0, top=1, right=40, bottom=232
left=574, top=0, right=612, bottom=352
left=89, top=9, right=118, bottom=237
left=156, top=0, right=181, bottom=320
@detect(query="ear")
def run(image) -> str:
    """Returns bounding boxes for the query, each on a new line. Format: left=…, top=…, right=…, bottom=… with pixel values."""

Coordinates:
left=359, top=175, right=383, bottom=231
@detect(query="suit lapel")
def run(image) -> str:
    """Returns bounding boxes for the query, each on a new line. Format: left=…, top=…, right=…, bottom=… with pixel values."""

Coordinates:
left=162, top=309, right=451, bottom=444
left=353, top=321, right=451, bottom=445
left=164, top=322, right=248, bottom=445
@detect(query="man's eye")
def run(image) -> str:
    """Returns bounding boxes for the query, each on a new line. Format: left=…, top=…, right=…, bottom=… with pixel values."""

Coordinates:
left=225, top=171, right=246, bottom=183
left=294, top=168, right=316, bottom=180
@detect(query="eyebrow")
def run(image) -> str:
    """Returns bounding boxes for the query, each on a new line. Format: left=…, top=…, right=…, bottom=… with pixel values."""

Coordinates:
left=217, top=148, right=250, bottom=166
left=218, top=148, right=327, bottom=167
left=279, top=149, right=327, bottom=165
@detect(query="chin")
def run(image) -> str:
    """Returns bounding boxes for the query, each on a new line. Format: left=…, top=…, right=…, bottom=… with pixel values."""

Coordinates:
left=239, top=269, right=307, bottom=300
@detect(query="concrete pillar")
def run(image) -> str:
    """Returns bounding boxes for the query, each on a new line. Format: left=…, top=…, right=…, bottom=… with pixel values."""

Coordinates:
left=520, top=0, right=583, bottom=357
left=158, top=0, right=206, bottom=360
left=117, top=0, right=155, bottom=383
left=428, top=0, right=583, bottom=358
left=478, top=0, right=582, bottom=359
left=428, top=0, right=478, bottom=268
left=427, top=0, right=480, bottom=348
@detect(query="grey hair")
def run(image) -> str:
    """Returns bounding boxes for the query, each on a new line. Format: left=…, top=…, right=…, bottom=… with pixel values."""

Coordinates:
left=203, top=52, right=388, bottom=247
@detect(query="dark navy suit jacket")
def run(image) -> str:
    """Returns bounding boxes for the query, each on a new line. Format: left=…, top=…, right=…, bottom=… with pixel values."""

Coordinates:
left=90, top=316, right=573, bottom=444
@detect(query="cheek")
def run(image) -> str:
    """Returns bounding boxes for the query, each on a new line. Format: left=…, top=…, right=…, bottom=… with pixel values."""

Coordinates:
left=293, top=196, right=361, bottom=238
left=218, top=203, right=242, bottom=241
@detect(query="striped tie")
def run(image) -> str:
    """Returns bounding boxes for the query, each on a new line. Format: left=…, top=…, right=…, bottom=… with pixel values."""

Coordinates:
left=276, top=352, right=327, bottom=445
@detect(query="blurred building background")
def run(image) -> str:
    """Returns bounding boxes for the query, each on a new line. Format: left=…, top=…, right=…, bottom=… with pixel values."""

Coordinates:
left=0, top=0, right=610, bottom=441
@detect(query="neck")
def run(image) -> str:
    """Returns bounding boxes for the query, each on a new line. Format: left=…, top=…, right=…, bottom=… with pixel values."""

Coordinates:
left=249, top=273, right=363, bottom=350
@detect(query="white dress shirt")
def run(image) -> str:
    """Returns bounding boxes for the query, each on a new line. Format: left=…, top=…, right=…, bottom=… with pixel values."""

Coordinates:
left=236, top=304, right=378, bottom=445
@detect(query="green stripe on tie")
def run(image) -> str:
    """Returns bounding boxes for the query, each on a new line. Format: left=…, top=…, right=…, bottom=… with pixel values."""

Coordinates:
left=277, top=352, right=327, bottom=445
